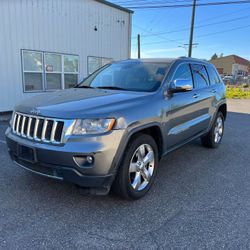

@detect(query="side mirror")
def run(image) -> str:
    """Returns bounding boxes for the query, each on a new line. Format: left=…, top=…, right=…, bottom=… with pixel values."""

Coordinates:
left=169, top=79, right=193, bottom=93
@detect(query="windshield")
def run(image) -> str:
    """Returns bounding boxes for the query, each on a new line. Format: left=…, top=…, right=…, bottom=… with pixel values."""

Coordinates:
left=77, top=61, right=171, bottom=92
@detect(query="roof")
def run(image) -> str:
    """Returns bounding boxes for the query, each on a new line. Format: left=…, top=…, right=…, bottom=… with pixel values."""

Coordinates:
left=210, top=55, right=250, bottom=66
left=117, top=57, right=209, bottom=65
left=95, top=0, right=134, bottom=13
left=129, top=58, right=177, bottom=63
left=232, top=55, right=250, bottom=66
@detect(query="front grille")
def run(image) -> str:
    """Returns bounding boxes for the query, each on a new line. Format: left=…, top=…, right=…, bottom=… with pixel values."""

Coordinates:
left=12, top=112, right=65, bottom=144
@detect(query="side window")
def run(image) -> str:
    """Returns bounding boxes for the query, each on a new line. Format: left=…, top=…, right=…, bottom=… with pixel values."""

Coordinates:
left=191, top=64, right=209, bottom=89
left=172, top=63, right=193, bottom=86
left=206, top=65, right=221, bottom=85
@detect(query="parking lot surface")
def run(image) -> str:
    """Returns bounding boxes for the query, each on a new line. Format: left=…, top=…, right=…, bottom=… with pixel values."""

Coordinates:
left=0, top=100, right=250, bottom=250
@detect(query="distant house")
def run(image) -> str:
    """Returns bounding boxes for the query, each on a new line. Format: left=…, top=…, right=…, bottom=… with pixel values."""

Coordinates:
left=210, top=55, right=250, bottom=77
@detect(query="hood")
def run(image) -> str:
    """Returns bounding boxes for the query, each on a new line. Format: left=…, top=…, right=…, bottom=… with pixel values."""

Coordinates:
left=15, top=88, right=152, bottom=119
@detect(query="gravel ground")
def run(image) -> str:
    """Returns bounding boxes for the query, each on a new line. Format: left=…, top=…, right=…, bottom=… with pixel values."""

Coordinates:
left=0, top=100, right=250, bottom=250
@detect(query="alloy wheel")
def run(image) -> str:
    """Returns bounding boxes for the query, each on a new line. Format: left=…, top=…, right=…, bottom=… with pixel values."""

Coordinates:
left=214, top=116, right=223, bottom=143
left=129, top=144, right=155, bottom=191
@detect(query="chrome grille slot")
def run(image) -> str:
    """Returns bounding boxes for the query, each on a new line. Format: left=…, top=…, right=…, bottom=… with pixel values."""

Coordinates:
left=30, top=118, right=36, bottom=138
left=16, top=115, right=21, bottom=135
left=23, top=117, right=29, bottom=135
left=12, top=112, right=66, bottom=144
left=55, top=122, right=64, bottom=142
left=45, top=120, right=54, bottom=141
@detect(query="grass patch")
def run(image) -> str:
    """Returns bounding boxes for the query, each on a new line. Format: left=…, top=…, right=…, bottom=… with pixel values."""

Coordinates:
left=226, top=86, right=250, bottom=99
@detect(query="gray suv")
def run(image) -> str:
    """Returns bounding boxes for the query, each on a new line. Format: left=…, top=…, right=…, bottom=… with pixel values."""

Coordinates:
left=5, top=58, right=227, bottom=199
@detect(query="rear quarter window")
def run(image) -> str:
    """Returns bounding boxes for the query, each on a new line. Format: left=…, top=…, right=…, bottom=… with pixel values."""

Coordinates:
left=191, top=64, right=209, bottom=89
left=206, top=65, right=222, bottom=85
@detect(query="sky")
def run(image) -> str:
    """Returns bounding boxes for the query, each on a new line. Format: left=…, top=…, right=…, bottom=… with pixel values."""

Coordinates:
left=109, top=0, right=250, bottom=60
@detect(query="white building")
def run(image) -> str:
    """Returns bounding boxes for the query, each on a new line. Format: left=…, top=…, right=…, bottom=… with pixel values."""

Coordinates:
left=0, top=0, right=133, bottom=112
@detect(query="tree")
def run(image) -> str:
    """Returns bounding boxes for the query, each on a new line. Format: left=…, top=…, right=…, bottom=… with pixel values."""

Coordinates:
left=220, top=53, right=224, bottom=58
left=211, top=53, right=218, bottom=60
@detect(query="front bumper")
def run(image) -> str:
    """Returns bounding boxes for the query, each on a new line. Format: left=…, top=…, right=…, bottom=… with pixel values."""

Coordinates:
left=5, top=127, right=125, bottom=188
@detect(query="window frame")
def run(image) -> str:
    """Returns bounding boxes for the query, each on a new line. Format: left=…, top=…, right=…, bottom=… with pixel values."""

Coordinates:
left=21, top=50, right=45, bottom=92
left=63, top=54, right=79, bottom=89
left=21, top=49, right=79, bottom=93
left=44, top=52, right=63, bottom=91
left=170, top=62, right=194, bottom=88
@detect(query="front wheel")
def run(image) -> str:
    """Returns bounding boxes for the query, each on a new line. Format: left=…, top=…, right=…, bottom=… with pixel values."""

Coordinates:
left=112, top=134, right=158, bottom=200
left=201, top=111, right=225, bottom=148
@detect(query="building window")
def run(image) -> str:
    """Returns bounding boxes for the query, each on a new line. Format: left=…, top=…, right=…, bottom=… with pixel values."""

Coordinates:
left=22, top=50, right=79, bottom=92
left=64, top=55, right=79, bottom=88
left=23, top=51, right=44, bottom=91
left=45, top=53, right=62, bottom=90
left=87, top=56, right=112, bottom=75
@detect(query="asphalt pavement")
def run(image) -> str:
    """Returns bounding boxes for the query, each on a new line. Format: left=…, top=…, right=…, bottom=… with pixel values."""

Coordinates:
left=0, top=100, right=250, bottom=250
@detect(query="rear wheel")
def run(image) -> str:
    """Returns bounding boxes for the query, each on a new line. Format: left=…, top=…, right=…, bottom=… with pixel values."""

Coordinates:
left=201, top=111, right=224, bottom=148
left=112, top=134, right=158, bottom=200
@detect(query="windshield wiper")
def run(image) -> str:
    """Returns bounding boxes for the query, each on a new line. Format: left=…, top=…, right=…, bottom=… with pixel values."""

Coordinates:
left=75, top=85, right=95, bottom=89
left=96, top=86, right=127, bottom=91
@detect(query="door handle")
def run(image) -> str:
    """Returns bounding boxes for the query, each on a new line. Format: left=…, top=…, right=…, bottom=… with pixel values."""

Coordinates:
left=193, top=93, right=200, bottom=98
left=211, top=89, right=217, bottom=93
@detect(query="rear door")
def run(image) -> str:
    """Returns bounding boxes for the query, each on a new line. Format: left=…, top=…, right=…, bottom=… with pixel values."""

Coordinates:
left=205, top=64, right=225, bottom=123
left=190, top=63, right=214, bottom=131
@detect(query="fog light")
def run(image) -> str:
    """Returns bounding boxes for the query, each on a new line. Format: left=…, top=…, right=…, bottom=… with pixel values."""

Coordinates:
left=86, top=156, right=94, bottom=164
left=73, top=155, right=95, bottom=168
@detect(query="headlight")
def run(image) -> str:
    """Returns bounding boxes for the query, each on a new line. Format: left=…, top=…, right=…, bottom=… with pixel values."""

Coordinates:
left=72, top=118, right=116, bottom=135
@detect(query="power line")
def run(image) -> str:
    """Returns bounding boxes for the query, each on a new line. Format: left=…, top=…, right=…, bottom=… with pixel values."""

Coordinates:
left=116, top=0, right=250, bottom=56
left=131, top=14, right=250, bottom=39
left=133, top=24, right=184, bottom=45
left=131, top=23, right=250, bottom=46
left=195, top=23, right=250, bottom=38
left=131, top=5, right=250, bottom=39
left=123, top=0, right=250, bottom=9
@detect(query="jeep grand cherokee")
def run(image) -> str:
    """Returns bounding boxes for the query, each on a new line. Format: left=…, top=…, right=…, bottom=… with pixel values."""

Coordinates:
left=5, top=58, right=227, bottom=199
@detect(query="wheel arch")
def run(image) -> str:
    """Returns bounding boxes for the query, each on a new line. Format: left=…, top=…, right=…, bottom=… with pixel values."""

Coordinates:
left=131, top=125, right=164, bottom=160
left=112, top=123, right=164, bottom=173
left=218, top=103, right=227, bottom=120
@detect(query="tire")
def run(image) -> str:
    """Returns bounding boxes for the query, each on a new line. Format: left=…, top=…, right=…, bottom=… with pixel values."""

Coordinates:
left=112, top=133, right=159, bottom=200
left=201, top=111, right=224, bottom=148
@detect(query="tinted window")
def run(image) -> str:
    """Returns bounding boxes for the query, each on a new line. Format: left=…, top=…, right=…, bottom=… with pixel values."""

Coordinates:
left=206, top=65, right=221, bottom=85
left=191, top=64, right=209, bottom=89
left=172, top=63, right=193, bottom=86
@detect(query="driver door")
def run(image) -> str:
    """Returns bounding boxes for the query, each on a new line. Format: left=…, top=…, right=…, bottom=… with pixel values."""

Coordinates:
left=165, top=63, right=206, bottom=149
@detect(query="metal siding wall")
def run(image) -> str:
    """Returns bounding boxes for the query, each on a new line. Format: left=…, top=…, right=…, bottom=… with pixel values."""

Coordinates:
left=0, top=0, right=131, bottom=112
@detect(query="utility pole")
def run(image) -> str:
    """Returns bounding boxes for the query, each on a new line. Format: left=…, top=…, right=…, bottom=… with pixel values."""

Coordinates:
left=188, top=0, right=197, bottom=57
left=137, top=34, right=141, bottom=59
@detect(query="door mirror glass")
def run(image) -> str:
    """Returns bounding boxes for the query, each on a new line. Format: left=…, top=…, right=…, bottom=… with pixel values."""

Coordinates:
left=170, top=79, right=193, bottom=93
